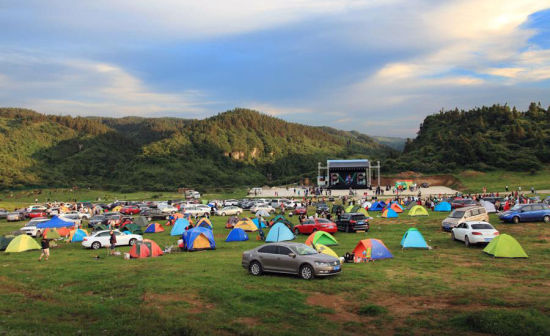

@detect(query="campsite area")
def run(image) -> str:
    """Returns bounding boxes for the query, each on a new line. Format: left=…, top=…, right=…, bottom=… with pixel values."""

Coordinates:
left=1, top=196, right=549, bottom=336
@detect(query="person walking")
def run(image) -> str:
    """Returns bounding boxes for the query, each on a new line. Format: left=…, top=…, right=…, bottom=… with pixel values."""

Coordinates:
left=38, top=237, right=50, bottom=261
left=109, top=230, right=117, bottom=256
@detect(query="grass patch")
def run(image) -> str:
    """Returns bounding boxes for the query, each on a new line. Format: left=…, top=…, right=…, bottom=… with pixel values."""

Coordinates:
left=451, top=309, right=550, bottom=336
left=357, top=304, right=388, bottom=316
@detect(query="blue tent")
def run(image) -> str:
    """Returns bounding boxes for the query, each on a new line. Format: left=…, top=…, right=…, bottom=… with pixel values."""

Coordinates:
left=434, top=202, right=451, bottom=212
left=382, top=208, right=398, bottom=218
left=36, top=216, right=74, bottom=229
left=171, top=218, right=191, bottom=236
left=353, top=239, right=393, bottom=261
left=252, top=218, right=267, bottom=229
left=71, top=229, right=88, bottom=242
left=400, top=228, right=429, bottom=249
left=225, top=228, right=249, bottom=242
left=265, top=222, right=294, bottom=243
left=369, top=201, right=386, bottom=211
left=181, top=227, right=216, bottom=251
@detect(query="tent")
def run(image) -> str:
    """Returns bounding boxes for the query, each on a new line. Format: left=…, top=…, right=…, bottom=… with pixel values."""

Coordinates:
left=265, top=222, right=295, bottom=242
left=171, top=218, right=192, bottom=236
left=252, top=217, right=267, bottom=229
left=42, top=228, right=61, bottom=239
left=314, top=243, right=339, bottom=259
left=145, top=223, right=165, bottom=233
left=0, top=236, right=14, bottom=251
left=70, top=229, right=88, bottom=242
left=123, top=223, right=143, bottom=235
left=197, top=218, right=212, bottom=229
left=389, top=203, right=404, bottom=213
left=381, top=208, right=398, bottom=218
left=36, top=216, right=74, bottom=229
left=400, top=228, right=429, bottom=249
left=225, top=216, right=239, bottom=229
left=353, top=239, right=393, bottom=262
left=434, top=202, right=451, bottom=212
left=57, top=227, right=71, bottom=237
left=5, top=235, right=41, bottom=253
left=134, top=216, right=150, bottom=227
left=234, top=218, right=258, bottom=232
left=480, top=200, right=497, bottom=213
left=256, top=209, right=271, bottom=217
left=357, top=208, right=370, bottom=217
left=483, top=234, right=528, bottom=258
left=181, top=227, right=216, bottom=251
left=225, top=228, right=249, bottom=242
left=305, top=231, right=338, bottom=246
left=112, top=206, right=122, bottom=212
left=345, top=205, right=354, bottom=213
left=172, top=213, right=184, bottom=219
left=369, top=201, right=386, bottom=211
left=129, top=239, right=163, bottom=258
left=408, top=205, right=429, bottom=216
left=362, top=201, right=372, bottom=209
left=270, top=215, right=287, bottom=226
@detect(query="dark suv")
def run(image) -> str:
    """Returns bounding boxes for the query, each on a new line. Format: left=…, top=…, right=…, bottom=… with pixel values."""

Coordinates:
left=336, top=213, right=369, bottom=233
left=315, top=203, right=330, bottom=214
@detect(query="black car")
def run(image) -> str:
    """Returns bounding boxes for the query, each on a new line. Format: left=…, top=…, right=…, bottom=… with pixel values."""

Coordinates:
left=481, top=197, right=504, bottom=204
left=336, top=213, right=369, bottom=233
left=88, top=215, right=107, bottom=228
left=315, top=203, right=330, bottom=214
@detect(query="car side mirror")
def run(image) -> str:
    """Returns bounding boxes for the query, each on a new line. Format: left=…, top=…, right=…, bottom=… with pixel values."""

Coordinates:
left=288, top=253, right=296, bottom=258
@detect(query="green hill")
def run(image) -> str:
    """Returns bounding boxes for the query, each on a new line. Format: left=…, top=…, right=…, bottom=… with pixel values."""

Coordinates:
left=0, top=107, right=395, bottom=191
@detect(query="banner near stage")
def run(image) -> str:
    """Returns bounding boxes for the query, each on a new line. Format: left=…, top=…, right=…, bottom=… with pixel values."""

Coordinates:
left=330, top=172, right=367, bottom=189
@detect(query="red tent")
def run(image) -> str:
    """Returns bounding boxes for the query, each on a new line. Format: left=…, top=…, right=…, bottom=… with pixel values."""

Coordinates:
left=129, top=239, right=163, bottom=258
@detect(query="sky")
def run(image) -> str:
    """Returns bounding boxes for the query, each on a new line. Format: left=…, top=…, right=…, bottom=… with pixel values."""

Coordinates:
left=0, top=1, right=549, bottom=137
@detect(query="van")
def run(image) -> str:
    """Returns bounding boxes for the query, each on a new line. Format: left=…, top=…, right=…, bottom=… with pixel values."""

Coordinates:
left=441, top=206, right=488, bottom=231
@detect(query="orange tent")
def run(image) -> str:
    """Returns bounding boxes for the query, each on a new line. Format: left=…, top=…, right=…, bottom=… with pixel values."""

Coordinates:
left=173, top=213, right=184, bottom=219
left=129, top=239, right=163, bottom=258
left=57, top=227, right=72, bottom=237
left=390, top=203, right=403, bottom=213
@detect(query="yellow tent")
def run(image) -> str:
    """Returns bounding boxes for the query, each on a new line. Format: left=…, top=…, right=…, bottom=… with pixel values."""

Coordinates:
left=234, top=218, right=258, bottom=232
left=408, top=205, right=429, bottom=216
left=112, top=206, right=123, bottom=212
left=314, top=243, right=339, bottom=260
left=5, top=235, right=41, bottom=253
left=357, top=207, right=370, bottom=217
left=197, top=218, right=212, bottom=228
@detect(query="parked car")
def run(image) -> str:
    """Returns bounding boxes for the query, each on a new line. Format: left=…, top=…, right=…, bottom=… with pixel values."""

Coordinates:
left=294, top=207, right=308, bottom=215
left=336, top=213, right=369, bottom=233
left=0, top=208, right=8, bottom=219
left=451, top=199, right=478, bottom=209
left=441, top=206, right=489, bottom=231
left=481, top=197, right=505, bottom=204
left=499, top=203, right=550, bottom=224
left=451, top=221, right=499, bottom=247
left=182, top=205, right=211, bottom=217
left=65, top=211, right=91, bottom=220
left=59, top=214, right=82, bottom=227
left=28, top=209, right=48, bottom=219
left=82, top=230, right=143, bottom=250
left=120, top=205, right=141, bottom=215
left=20, top=218, right=50, bottom=237
left=294, top=218, right=337, bottom=235
left=26, top=204, right=47, bottom=212
left=216, top=206, right=243, bottom=216
left=242, top=242, right=341, bottom=280
left=224, top=199, right=240, bottom=206
left=240, top=200, right=255, bottom=210
left=157, top=203, right=178, bottom=214
left=7, top=212, right=25, bottom=222
left=252, top=205, right=275, bottom=214
left=88, top=215, right=107, bottom=228
left=315, top=203, right=330, bottom=214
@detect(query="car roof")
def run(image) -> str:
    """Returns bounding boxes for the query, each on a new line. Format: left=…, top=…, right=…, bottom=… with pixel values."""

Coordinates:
left=464, top=220, right=491, bottom=225
left=93, top=229, right=121, bottom=234
left=457, top=206, right=483, bottom=211
left=262, top=242, right=305, bottom=247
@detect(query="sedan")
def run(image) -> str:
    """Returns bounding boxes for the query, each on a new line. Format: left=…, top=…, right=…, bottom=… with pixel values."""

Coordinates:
left=251, top=205, right=275, bottom=214
left=451, top=221, right=499, bottom=246
left=294, top=218, right=337, bottom=235
left=28, top=210, right=48, bottom=219
left=215, top=206, right=243, bottom=216
left=82, top=230, right=143, bottom=250
left=7, top=212, right=24, bottom=222
left=315, top=203, right=330, bottom=214
left=224, top=199, right=240, bottom=206
left=451, top=199, right=477, bottom=209
left=294, top=207, right=308, bottom=215
left=499, top=203, right=550, bottom=223
left=88, top=215, right=107, bottom=228
left=242, top=242, right=341, bottom=280
left=120, top=205, right=141, bottom=215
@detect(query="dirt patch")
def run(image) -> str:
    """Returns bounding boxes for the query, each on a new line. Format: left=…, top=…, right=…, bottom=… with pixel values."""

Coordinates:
left=306, top=293, right=359, bottom=323
left=459, top=170, right=486, bottom=178
left=142, top=292, right=215, bottom=314
left=374, top=295, right=451, bottom=316
left=235, top=317, right=260, bottom=327
left=379, top=174, right=460, bottom=188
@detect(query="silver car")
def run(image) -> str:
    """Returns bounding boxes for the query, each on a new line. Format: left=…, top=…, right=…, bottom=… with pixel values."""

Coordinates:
left=242, top=242, right=341, bottom=280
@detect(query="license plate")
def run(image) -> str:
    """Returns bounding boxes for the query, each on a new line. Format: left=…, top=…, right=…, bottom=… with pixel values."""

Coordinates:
left=485, top=238, right=493, bottom=242
left=358, top=221, right=364, bottom=225
left=333, top=266, right=340, bottom=271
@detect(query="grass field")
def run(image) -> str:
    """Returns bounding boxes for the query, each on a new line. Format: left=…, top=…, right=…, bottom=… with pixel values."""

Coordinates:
left=1, top=204, right=550, bottom=335
left=456, top=168, right=550, bottom=194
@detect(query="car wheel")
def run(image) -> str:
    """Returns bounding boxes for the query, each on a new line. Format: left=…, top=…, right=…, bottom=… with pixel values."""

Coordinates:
left=513, top=216, right=520, bottom=224
left=91, top=241, right=101, bottom=250
left=451, top=232, right=456, bottom=241
left=345, top=225, right=351, bottom=233
left=312, top=228, right=318, bottom=232
left=249, top=261, right=263, bottom=276
left=300, top=264, right=314, bottom=280
left=464, top=236, right=470, bottom=247
left=221, top=212, right=226, bottom=216
left=129, top=238, right=137, bottom=246
left=543, top=216, right=549, bottom=223
left=294, top=228, right=300, bottom=235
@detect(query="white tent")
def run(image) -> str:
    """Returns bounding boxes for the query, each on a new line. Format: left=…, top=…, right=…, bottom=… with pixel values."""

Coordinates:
left=256, top=209, right=271, bottom=217
left=481, top=200, right=496, bottom=213
left=362, top=201, right=372, bottom=209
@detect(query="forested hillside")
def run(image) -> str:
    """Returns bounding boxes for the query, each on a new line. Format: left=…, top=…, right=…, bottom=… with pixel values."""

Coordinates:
left=0, top=108, right=394, bottom=191
left=386, top=103, right=550, bottom=173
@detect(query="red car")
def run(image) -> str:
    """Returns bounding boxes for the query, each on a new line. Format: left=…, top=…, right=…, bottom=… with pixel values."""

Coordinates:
left=294, top=207, right=308, bottom=215
left=294, top=218, right=338, bottom=235
left=120, top=205, right=141, bottom=215
left=28, top=210, right=48, bottom=218
left=451, top=199, right=477, bottom=209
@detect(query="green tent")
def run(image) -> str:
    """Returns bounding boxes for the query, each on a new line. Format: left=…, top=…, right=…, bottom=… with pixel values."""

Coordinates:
left=5, top=235, right=41, bottom=253
left=94, top=224, right=110, bottom=231
left=134, top=216, right=149, bottom=227
left=345, top=205, right=354, bottom=213
left=0, top=236, right=14, bottom=251
left=483, top=234, right=528, bottom=258
left=124, top=224, right=143, bottom=235
left=306, top=231, right=338, bottom=246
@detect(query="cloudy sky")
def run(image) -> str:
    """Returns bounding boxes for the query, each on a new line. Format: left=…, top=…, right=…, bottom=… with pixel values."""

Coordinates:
left=1, top=1, right=549, bottom=136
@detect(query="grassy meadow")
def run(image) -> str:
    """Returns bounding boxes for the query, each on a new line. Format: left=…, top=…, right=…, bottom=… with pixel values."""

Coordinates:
left=1, top=201, right=550, bottom=335
left=456, top=168, right=550, bottom=194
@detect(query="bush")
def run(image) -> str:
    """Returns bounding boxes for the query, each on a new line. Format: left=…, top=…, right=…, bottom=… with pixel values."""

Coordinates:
left=451, top=309, right=550, bottom=336
left=357, top=304, right=388, bottom=316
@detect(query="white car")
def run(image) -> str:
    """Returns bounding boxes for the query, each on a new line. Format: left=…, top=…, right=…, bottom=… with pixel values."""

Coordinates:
left=183, top=205, right=211, bottom=216
left=65, top=211, right=91, bottom=220
left=26, top=204, right=47, bottom=212
left=20, top=218, right=50, bottom=237
left=223, top=199, right=240, bottom=206
left=250, top=205, right=275, bottom=213
left=82, top=230, right=143, bottom=250
left=216, top=206, right=243, bottom=216
left=7, top=212, right=24, bottom=222
left=451, top=221, right=499, bottom=247
left=58, top=214, right=82, bottom=227
left=158, top=204, right=178, bottom=214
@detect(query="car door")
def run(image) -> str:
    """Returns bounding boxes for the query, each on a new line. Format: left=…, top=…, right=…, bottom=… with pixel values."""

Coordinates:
left=301, top=219, right=313, bottom=233
left=530, top=204, right=544, bottom=221
left=257, top=245, right=279, bottom=271
left=115, top=231, right=128, bottom=246
left=520, top=205, right=533, bottom=221
left=454, top=223, right=466, bottom=241
left=276, top=245, right=300, bottom=273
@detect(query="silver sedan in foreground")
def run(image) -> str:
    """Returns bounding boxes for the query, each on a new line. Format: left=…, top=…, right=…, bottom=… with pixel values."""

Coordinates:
left=242, top=242, right=341, bottom=280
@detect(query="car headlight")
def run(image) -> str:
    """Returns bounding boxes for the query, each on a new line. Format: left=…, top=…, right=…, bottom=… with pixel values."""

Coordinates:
left=315, top=261, right=331, bottom=267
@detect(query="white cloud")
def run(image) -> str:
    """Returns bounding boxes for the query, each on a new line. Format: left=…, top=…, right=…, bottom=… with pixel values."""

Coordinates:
left=245, top=102, right=312, bottom=117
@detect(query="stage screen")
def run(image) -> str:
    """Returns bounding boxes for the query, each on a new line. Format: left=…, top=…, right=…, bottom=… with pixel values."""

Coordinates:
left=327, top=160, right=369, bottom=189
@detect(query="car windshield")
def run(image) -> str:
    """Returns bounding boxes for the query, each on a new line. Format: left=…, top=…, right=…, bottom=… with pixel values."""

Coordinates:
left=317, top=219, right=331, bottom=223
left=511, top=205, right=523, bottom=211
left=471, top=223, right=494, bottom=230
left=295, top=245, right=318, bottom=255
left=449, top=211, right=465, bottom=218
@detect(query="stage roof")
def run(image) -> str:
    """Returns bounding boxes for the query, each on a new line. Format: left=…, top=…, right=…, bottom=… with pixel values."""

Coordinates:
left=327, top=159, right=369, bottom=169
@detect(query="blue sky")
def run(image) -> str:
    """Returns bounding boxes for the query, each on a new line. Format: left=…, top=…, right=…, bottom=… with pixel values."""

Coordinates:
left=0, top=1, right=549, bottom=137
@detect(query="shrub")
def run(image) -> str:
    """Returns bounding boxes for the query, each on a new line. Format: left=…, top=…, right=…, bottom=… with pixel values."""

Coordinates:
left=357, top=304, right=388, bottom=316
left=451, top=309, right=550, bottom=336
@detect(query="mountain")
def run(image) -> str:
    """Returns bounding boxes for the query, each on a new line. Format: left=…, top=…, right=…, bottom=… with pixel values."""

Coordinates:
left=0, top=107, right=396, bottom=191
left=371, top=136, right=406, bottom=151
left=386, top=103, right=550, bottom=173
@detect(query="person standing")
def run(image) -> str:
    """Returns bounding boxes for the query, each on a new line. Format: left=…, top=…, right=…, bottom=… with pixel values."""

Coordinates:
left=109, top=230, right=117, bottom=256
left=38, top=237, right=50, bottom=261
